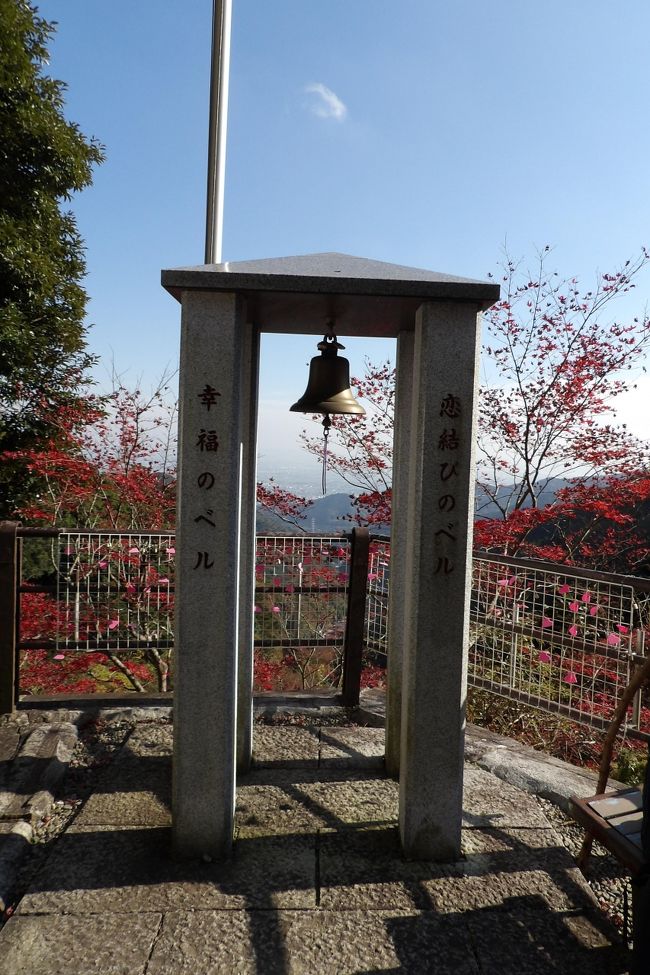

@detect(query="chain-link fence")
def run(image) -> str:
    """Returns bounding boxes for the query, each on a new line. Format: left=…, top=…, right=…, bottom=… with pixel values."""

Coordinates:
left=4, top=525, right=650, bottom=734
left=469, top=554, right=648, bottom=738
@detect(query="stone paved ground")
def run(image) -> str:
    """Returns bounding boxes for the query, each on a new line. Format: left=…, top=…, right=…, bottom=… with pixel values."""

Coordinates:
left=0, top=717, right=632, bottom=974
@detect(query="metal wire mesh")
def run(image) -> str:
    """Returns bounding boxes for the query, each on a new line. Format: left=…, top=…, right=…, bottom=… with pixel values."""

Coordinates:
left=17, top=531, right=175, bottom=696
left=15, top=528, right=649, bottom=728
left=55, top=532, right=176, bottom=652
left=365, top=538, right=390, bottom=662
left=253, top=535, right=350, bottom=690
left=469, top=557, right=639, bottom=734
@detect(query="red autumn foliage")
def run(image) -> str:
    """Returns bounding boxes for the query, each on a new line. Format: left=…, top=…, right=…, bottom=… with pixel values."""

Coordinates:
left=256, top=478, right=313, bottom=525
left=2, top=376, right=177, bottom=530
left=476, top=247, right=650, bottom=568
left=271, top=249, right=650, bottom=573
left=475, top=473, right=650, bottom=574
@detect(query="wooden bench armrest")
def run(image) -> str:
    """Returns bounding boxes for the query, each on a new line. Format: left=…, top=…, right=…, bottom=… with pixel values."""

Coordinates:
left=569, top=789, right=645, bottom=876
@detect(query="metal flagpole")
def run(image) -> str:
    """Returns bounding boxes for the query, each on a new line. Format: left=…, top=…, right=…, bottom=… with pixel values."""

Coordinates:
left=204, top=0, right=232, bottom=264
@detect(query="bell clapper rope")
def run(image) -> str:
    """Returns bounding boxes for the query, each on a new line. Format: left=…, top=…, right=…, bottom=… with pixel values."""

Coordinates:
left=321, top=413, right=331, bottom=496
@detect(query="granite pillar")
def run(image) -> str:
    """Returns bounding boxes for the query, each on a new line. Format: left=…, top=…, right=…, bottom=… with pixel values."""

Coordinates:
left=385, top=330, right=414, bottom=777
left=172, top=290, right=244, bottom=859
left=399, top=301, right=481, bottom=860
left=237, top=322, right=260, bottom=773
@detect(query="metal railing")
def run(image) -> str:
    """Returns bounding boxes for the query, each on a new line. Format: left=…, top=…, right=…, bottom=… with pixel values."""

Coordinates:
left=0, top=524, right=370, bottom=711
left=470, top=553, right=650, bottom=738
left=2, top=522, right=649, bottom=738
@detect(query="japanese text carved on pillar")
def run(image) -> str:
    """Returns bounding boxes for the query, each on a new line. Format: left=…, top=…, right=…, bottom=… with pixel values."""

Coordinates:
left=433, top=393, right=462, bottom=576
left=193, top=384, right=220, bottom=571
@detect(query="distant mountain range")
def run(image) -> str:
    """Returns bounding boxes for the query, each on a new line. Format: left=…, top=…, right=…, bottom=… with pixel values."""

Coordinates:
left=474, top=478, right=570, bottom=520
left=256, top=493, right=358, bottom=536
left=256, top=480, right=573, bottom=535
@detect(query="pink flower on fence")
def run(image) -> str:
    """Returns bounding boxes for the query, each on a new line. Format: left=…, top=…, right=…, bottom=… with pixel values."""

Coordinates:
left=568, top=624, right=579, bottom=637
left=563, top=671, right=578, bottom=685
left=538, top=651, right=552, bottom=663
left=108, top=619, right=120, bottom=630
left=165, top=547, right=176, bottom=556
left=497, top=577, right=515, bottom=587
left=541, top=617, right=553, bottom=629
left=617, top=624, right=629, bottom=634
left=254, top=605, right=261, bottom=613
left=558, top=584, right=571, bottom=595
left=589, top=605, right=599, bottom=616
left=606, top=633, right=621, bottom=646
left=581, top=591, right=592, bottom=603
left=128, top=547, right=139, bottom=555
left=271, top=606, right=281, bottom=614
left=53, top=653, right=65, bottom=661
left=568, top=601, right=580, bottom=613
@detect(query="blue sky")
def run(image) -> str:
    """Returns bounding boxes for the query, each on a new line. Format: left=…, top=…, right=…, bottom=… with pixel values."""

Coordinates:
left=43, top=0, right=650, bottom=487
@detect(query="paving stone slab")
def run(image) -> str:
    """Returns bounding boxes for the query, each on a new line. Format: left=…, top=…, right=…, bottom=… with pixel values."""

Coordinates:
left=465, top=900, right=624, bottom=974
left=319, top=726, right=385, bottom=768
left=252, top=726, right=320, bottom=767
left=147, top=908, right=479, bottom=975
left=0, top=911, right=162, bottom=975
left=237, top=767, right=398, bottom=834
left=236, top=777, right=321, bottom=835
left=73, top=781, right=171, bottom=826
left=462, top=765, right=551, bottom=828
left=318, top=826, right=458, bottom=911
left=74, top=757, right=171, bottom=827
left=300, top=772, right=398, bottom=828
left=227, top=761, right=551, bottom=838
left=17, top=826, right=316, bottom=914
left=73, top=724, right=172, bottom=827
left=319, top=826, right=595, bottom=914
left=147, top=909, right=296, bottom=975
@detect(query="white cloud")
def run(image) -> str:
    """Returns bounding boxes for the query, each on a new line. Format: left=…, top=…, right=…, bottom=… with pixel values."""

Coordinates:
left=304, top=82, right=347, bottom=121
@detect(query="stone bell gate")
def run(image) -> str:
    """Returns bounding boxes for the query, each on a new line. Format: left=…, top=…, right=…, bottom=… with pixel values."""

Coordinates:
left=161, top=252, right=499, bottom=861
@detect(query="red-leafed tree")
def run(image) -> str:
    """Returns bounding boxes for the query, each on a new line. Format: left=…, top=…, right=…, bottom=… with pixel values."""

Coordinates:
left=4, top=372, right=178, bottom=529
left=474, top=247, right=650, bottom=572
left=285, top=249, right=650, bottom=573
left=5, top=372, right=179, bottom=698
left=256, top=479, right=313, bottom=530
left=478, top=247, right=650, bottom=520
left=473, top=473, right=650, bottom=575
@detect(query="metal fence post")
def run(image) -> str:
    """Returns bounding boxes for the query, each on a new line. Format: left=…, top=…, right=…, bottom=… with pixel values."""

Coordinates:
left=342, top=527, right=370, bottom=707
left=631, top=627, right=646, bottom=732
left=0, top=522, right=20, bottom=714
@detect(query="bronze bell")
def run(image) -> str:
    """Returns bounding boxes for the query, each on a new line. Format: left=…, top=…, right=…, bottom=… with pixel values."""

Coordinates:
left=290, top=333, right=366, bottom=416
